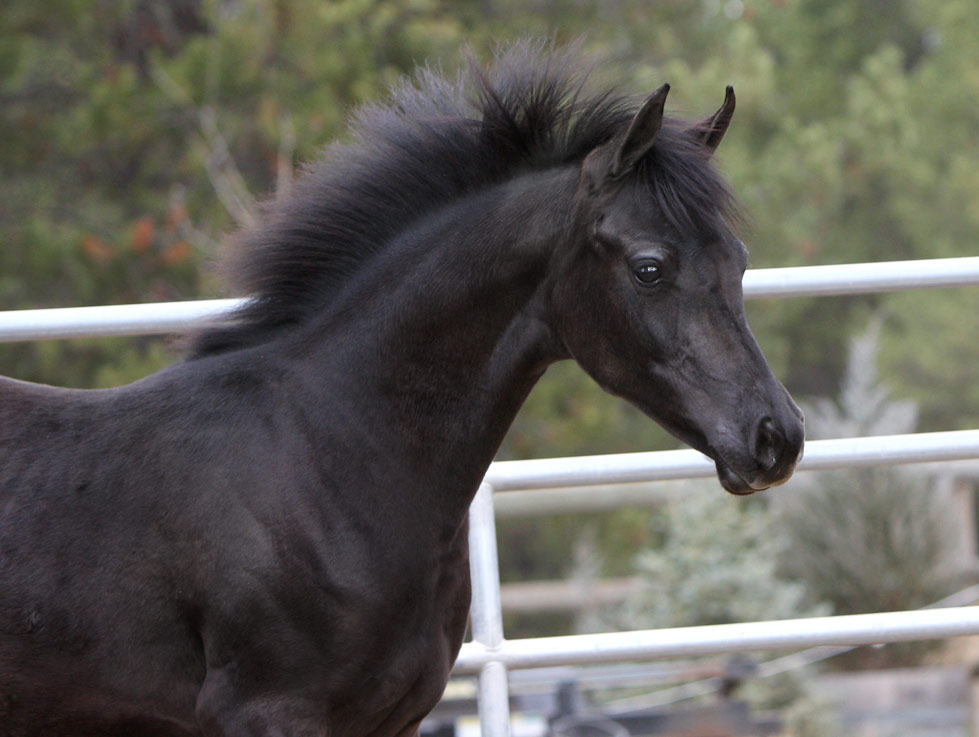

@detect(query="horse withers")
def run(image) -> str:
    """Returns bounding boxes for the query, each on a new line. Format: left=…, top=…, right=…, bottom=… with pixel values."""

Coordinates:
left=0, top=44, right=803, bottom=736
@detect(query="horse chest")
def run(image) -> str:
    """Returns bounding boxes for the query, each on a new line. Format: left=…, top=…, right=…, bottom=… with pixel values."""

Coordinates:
left=332, top=527, right=472, bottom=688
left=196, top=516, right=472, bottom=736
left=336, top=536, right=470, bottom=733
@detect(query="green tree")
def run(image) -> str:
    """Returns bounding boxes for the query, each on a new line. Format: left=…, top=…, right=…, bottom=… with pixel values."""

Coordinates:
left=626, top=489, right=826, bottom=630
left=0, top=0, right=466, bottom=387
left=610, top=485, right=830, bottom=716
left=773, top=319, right=966, bottom=623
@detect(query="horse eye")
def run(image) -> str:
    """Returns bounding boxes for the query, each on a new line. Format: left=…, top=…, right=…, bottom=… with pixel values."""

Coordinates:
left=633, top=261, right=662, bottom=285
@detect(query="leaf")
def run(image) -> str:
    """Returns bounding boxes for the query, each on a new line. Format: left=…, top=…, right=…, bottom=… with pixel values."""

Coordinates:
left=129, top=216, right=155, bottom=254
left=79, top=234, right=115, bottom=264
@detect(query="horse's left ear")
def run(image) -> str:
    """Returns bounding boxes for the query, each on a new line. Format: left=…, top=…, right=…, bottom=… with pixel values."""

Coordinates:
left=609, top=84, right=670, bottom=178
left=697, top=86, right=736, bottom=155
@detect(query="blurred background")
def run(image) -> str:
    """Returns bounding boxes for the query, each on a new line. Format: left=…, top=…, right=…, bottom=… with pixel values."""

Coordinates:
left=2, top=1, right=978, bottom=734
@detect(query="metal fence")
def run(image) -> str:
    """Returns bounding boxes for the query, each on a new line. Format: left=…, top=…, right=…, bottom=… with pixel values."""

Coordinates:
left=2, top=255, right=979, bottom=736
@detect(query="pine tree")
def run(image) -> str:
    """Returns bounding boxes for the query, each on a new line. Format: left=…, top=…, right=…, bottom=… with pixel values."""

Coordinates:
left=773, top=319, right=966, bottom=651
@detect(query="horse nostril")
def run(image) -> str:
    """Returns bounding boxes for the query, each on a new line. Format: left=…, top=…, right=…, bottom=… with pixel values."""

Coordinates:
left=752, top=416, right=783, bottom=471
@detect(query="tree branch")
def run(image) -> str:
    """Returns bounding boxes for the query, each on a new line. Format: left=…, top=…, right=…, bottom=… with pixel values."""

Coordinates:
left=149, top=62, right=256, bottom=228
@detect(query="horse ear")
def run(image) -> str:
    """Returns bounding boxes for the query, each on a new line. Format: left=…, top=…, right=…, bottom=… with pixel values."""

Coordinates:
left=609, top=83, right=670, bottom=178
left=697, top=85, right=736, bottom=154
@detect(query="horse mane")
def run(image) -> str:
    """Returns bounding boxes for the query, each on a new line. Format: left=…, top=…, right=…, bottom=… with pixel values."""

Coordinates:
left=190, top=40, right=738, bottom=358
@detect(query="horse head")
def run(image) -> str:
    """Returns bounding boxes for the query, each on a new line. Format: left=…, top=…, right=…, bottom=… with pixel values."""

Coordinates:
left=552, top=85, right=804, bottom=494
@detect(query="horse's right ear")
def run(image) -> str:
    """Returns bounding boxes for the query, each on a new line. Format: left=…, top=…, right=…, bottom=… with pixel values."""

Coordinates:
left=581, top=84, right=670, bottom=196
left=609, top=84, right=670, bottom=178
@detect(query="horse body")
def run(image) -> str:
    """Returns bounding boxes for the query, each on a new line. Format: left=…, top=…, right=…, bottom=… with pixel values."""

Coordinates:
left=0, top=351, right=472, bottom=735
left=1, top=43, right=804, bottom=736
left=1, top=169, right=572, bottom=735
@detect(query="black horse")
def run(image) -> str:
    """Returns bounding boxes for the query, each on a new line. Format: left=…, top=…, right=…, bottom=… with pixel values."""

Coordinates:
left=0, top=44, right=803, bottom=736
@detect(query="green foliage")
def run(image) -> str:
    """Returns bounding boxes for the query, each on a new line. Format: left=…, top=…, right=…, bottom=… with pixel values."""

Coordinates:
left=625, top=489, right=827, bottom=629
left=773, top=320, right=966, bottom=664
left=0, top=0, right=467, bottom=386
left=778, top=467, right=960, bottom=615
left=879, top=288, right=979, bottom=431
left=601, top=487, right=829, bottom=716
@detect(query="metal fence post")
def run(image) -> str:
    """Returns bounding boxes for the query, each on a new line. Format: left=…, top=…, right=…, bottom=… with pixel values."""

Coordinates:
left=468, top=481, right=511, bottom=737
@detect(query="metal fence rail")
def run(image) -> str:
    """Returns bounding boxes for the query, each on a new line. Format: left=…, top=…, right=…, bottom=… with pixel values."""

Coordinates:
left=1, top=256, right=978, bottom=341
left=2, top=255, right=978, bottom=737
left=740, top=255, right=979, bottom=298
left=453, top=607, right=979, bottom=673
left=486, top=429, right=979, bottom=491
left=0, top=298, right=241, bottom=342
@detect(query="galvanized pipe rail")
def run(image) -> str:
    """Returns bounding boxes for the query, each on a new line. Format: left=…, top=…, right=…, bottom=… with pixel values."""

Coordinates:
left=0, top=298, right=241, bottom=342
left=486, top=429, right=979, bottom=491
left=453, top=606, right=979, bottom=673
left=741, top=255, right=979, bottom=298
left=0, top=256, right=977, bottom=342
left=467, top=484, right=512, bottom=736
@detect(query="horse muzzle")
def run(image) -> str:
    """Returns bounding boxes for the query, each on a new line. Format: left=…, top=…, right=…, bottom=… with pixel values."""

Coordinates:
left=713, top=412, right=805, bottom=495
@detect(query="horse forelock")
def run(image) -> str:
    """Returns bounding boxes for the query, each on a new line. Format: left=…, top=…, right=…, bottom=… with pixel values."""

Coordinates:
left=190, top=40, right=739, bottom=358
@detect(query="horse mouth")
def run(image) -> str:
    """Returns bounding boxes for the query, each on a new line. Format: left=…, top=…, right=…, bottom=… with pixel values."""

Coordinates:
left=672, top=424, right=799, bottom=496
left=714, top=460, right=767, bottom=495
left=678, top=431, right=771, bottom=495
left=713, top=453, right=800, bottom=496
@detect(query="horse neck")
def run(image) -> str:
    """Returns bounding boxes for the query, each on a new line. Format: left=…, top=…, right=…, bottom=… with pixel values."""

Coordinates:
left=290, top=166, right=578, bottom=523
